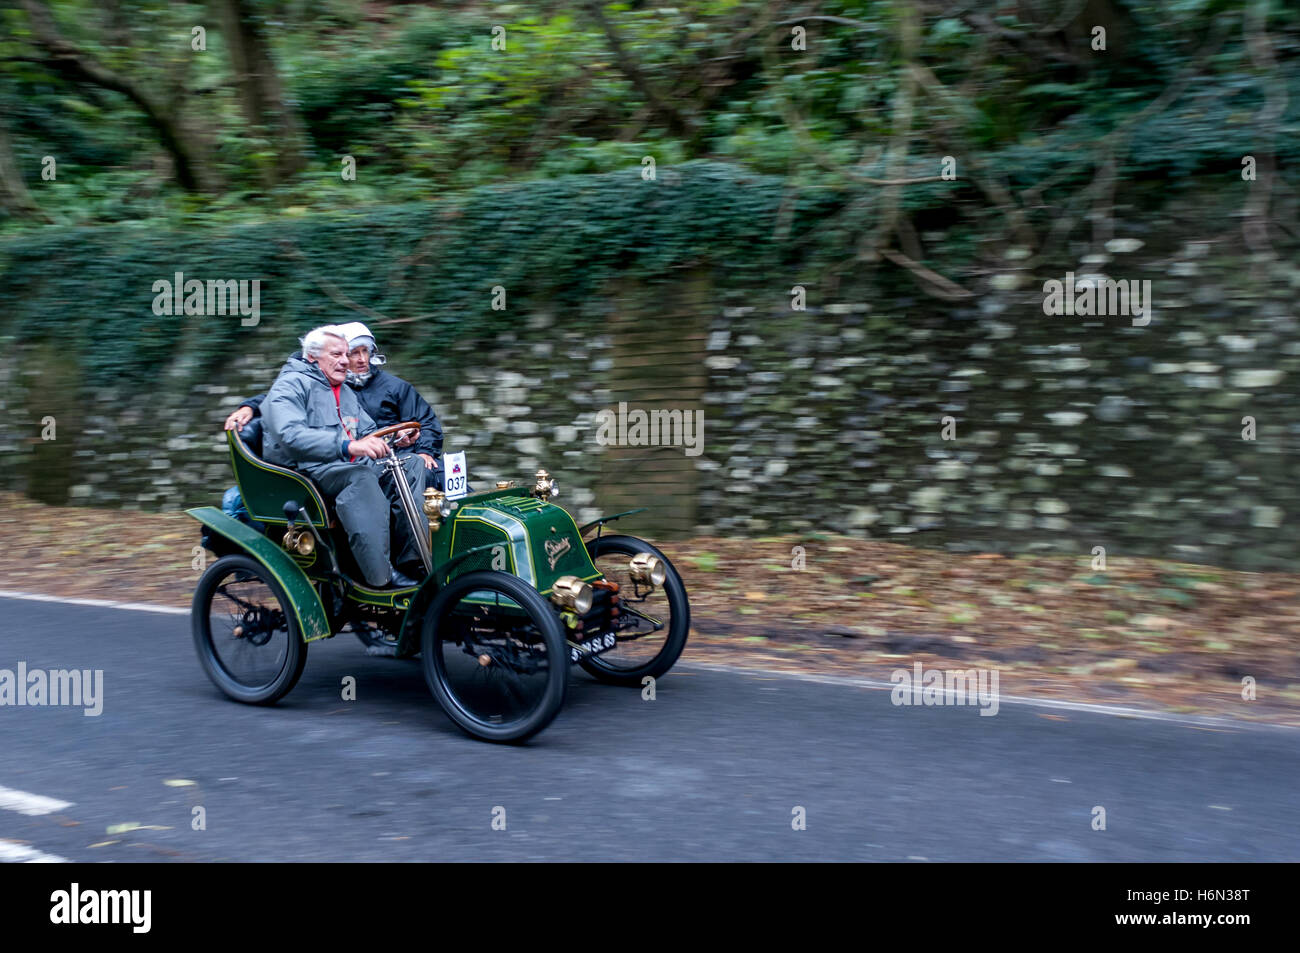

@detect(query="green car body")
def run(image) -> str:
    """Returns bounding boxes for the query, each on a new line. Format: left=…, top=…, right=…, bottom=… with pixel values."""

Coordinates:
left=187, top=428, right=688, bottom=742
left=189, top=431, right=605, bottom=654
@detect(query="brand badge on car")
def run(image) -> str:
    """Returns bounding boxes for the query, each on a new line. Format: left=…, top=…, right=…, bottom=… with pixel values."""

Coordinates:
left=544, top=537, right=571, bottom=570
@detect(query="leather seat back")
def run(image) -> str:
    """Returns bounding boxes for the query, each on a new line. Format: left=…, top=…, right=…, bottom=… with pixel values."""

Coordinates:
left=228, top=429, right=332, bottom=528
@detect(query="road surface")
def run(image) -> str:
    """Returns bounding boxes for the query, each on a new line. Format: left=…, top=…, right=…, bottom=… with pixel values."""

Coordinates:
left=1, top=596, right=1296, bottom=861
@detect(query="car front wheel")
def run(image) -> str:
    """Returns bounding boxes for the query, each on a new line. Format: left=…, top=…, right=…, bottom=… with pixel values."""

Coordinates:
left=580, top=535, right=690, bottom=686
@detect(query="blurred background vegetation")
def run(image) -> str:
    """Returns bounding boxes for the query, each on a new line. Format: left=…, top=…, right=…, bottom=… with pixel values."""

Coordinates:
left=2, top=0, right=1294, bottom=252
left=1, top=1, right=1297, bottom=568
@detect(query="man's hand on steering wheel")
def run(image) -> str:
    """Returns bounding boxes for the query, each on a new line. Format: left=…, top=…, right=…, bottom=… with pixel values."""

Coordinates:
left=364, top=421, right=422, bottom=460
left=348, top=435, right=392, bottom=460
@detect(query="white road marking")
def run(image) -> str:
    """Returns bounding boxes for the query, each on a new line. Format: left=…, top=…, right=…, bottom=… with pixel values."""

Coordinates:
left=681, top=662, right=1300, bottom=732
left=0, top=787, right=76, bottom=863
left=0, top=785, right=73, bottom=816
left=0, top=840, right=69, bottom=863
left=0, top=590, right=187, bottom=616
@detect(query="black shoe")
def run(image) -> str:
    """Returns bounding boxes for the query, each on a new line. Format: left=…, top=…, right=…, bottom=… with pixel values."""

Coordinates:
left=388, top=568, right=419, bottom=589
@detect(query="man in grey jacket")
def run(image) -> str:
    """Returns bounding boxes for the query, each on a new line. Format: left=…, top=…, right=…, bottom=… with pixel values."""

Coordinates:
left=261, top=325, right=428, bottom=589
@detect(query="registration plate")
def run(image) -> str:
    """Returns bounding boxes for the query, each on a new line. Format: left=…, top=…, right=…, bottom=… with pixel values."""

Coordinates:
left=569, top=632, right=617, bottom=662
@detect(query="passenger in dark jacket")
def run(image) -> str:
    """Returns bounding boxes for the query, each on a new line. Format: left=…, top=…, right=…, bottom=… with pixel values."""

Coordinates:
left=336, top=321, right=443, bottom=471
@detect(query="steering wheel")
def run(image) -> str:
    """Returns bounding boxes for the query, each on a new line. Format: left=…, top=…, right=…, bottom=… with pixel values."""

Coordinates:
left=370, top=420, right=421, bottom=447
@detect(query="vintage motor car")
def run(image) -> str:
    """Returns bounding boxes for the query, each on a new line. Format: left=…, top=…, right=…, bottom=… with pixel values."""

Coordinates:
left=186, top=421, right=689, bottom=742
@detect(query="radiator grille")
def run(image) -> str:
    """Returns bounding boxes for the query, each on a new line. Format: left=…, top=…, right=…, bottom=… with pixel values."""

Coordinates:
left=451, top=520, right=512, bottom=574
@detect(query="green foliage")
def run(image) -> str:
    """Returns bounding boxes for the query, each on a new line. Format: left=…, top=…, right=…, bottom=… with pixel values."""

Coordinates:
left=0, top=162, right=844, bottom=387
left=1, top=0, right=1297, bottom=306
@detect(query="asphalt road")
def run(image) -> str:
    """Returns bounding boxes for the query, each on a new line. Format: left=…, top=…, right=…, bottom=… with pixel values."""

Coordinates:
left=1, top=595, right=1297, bottom=862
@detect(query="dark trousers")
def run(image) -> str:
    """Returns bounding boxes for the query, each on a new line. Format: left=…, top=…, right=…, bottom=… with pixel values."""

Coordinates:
left=305, top=455, right=429, bottom=586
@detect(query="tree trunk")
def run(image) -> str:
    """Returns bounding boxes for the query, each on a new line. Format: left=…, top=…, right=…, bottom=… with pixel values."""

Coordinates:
left=0, top=113, right=49, bottom=221
left=212, top=0, right=308, bottom=184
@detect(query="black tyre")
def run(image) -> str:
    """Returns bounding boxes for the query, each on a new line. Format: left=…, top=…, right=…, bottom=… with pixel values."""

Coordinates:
left=192, top=554, right=308, bottom=704
left=421, top=571, right=567, bottom=743
left=580, top=535, right=689, bottom=686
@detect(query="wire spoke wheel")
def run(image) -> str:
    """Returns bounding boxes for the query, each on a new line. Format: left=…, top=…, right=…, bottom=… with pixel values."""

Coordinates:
left=192, top=554, right=307, bottom=704
left=580, top=535, right=690, bottom=686
left=421, top=571, right=567, bottom=743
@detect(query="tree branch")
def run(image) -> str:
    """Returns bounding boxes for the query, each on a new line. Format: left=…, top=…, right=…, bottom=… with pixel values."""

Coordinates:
left=959, top=12, right=1082, bottom=65
left=878, top=249, right=975, bottom=300
left=772, top=15, right=882, bottom=31
left=862, top=3, right=922, bottom=260
left=584, top=1, right=693, bottom=139
left=769, top=72, right=945, bottom=186
left=909, top=63, right=1038, bottom=251
left=17, top=0, right=218, bottom=192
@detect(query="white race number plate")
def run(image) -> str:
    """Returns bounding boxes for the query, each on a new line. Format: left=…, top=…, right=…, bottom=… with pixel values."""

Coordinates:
left=442, top=451, right=468, bottom=500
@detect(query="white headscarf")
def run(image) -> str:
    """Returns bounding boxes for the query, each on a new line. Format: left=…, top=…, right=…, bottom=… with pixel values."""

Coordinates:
left=337, top=320, right=386, bottom=385
left=336, top=321, right=377, bottom=356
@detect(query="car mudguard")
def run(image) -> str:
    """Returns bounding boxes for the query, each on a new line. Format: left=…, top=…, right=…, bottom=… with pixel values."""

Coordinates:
left=187, top=506, right=333, bottom=642
left=394, top=542, right=504, bottom=656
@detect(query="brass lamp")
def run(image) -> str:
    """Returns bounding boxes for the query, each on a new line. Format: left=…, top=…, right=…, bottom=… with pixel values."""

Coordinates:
left=423, top=488, right=452, bottom=531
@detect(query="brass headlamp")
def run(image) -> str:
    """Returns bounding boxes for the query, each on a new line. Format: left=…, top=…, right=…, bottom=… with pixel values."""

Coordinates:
left=423, top=488, right=452, bottom=531
left=551, top=575, right=594, bottom=614
left=628, top=553, right=666, bottom=587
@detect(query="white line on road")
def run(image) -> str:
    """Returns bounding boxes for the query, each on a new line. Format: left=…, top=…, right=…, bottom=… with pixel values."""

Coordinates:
left=0, top=785, right=73, bottom=816
left=0, top=787, right=77, bottom=863
left=680, top=662, right=1300, bottom=732
left=0, top=590, right=188, bottom=616
left=0, top=840, right=69, bottom=863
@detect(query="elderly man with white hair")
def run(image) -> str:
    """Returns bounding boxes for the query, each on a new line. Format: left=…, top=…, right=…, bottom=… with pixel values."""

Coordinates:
left=260, top=325, right=428, bottom=589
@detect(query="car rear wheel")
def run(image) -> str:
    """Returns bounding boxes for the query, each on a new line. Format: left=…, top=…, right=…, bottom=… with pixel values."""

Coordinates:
left=421, top=571, right=567, bottom=743
left=192, top=554, right=308, bottom=704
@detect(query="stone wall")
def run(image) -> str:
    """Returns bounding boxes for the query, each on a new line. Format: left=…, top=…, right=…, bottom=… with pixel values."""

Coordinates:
left=2, top=205, right=1297, bottom=571
left=693, top=242, right=1298, bottom=571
